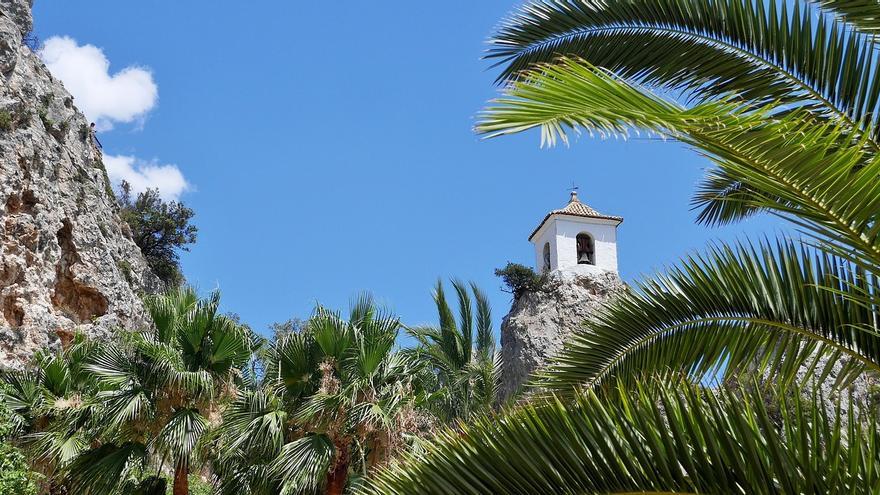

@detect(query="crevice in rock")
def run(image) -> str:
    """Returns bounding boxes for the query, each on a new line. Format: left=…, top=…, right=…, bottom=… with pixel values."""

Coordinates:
left=2, top=296, right=24, bottom=327
left=5, top=189, right=36, bottom=215
left=51, top=219, right=109, bottom=323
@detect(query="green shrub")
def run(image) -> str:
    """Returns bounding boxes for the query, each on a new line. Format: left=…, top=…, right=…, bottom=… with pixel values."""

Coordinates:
left=94, top=159, right=116, bottom=201
left=37, top=108, right=52, bottom=130
left=166, top=474, right=214, bottom=495
left=0, top=395, right=40, bottom=495
left=0, top=110, right=12, bottom=131
left=0, top=444, right=39, bottom=495
left=494, top=262, right=546, bottom=297
left=118, top=181, right=197, bottom=287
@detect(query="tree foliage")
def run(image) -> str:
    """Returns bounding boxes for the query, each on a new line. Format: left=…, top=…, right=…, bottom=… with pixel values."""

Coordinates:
left=362, top=0, right=880, bottom=492
left=0, top=288, right=253, bottom=495
left=213, top=295, right=434, bottom=495
left=366, top=380, right=880, bottom=494
left=494, top=262, right=546, bottom=297
left=0, top=392, right=39, bottom=495
left=119, top=181, right=197, bottom=287
left=406, top=280, right=500, bottom=422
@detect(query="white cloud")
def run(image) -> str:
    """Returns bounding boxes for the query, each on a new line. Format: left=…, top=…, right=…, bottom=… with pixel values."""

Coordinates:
left=104, top=155, right=190, bottom=201
left=39, top=36, right=158, bottom=130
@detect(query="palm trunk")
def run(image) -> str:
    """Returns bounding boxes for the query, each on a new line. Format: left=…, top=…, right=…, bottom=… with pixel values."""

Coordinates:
left=326, top=444, right=349, bottom=495
left=173, top=464, right=188, bottom=495
left=366, top=432, right=389, bottom=473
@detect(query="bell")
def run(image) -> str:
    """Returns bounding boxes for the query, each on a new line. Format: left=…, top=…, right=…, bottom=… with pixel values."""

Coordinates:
left=579, top=252, right=592, bottom=264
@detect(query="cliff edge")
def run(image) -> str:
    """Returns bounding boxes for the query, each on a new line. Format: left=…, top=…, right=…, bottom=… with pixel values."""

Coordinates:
left=0, top=0, right=159, bottom=366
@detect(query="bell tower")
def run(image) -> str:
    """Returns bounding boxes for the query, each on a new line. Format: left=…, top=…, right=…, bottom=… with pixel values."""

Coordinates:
left=528, top=190, right=623, bottom=274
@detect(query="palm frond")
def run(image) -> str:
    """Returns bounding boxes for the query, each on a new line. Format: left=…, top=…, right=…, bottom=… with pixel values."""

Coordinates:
left=365, top=381, right=880, bottom=494
left=451, top=279, right=474, bottom=365
left=812, top=0, right=880, bottom=35
left=271, top=435, right=334, bottom=495
left=540, top=239, right=880, bottom=392
left=64, top=442, right=147, bottom=495
left=219, top=390, right=287, bottom=459
left=471, top=282, right=495, bottom=355
left=264, top=331, right=320, bottom=400
left=432, top=280, right=463, bottom=368
left=488, top=0, right=880, bottom=143
left=151, top=408, right=209, bottom=468
left=143, top=286, right=198, bottom=344
left=478, top=60, right=880, bottom=270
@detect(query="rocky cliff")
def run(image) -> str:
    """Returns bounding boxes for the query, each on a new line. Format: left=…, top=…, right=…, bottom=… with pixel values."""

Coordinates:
left=0, top=0, right=159, bottom=366
left=499, top=268, right=626, bottom=398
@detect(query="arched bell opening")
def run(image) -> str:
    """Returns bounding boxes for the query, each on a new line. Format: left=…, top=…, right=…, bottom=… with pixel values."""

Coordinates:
left=576, top=233, right=595, bottom=265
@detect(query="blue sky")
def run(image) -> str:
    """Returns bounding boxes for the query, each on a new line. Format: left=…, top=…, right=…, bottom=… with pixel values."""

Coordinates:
left=33, top=1, right=782, bottom=337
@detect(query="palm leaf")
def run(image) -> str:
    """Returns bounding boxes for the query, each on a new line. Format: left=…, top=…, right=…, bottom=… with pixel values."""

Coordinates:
left=478, top=60, right=880, bottom=270
left=151, top=408, right=208, bottom=468
left=451, top=279, right=474, bottom=365
left=470, top=282, right=495, bottom=355
left=488, top=0, right=880, bottom=144
left=364, top=381, right=880, bottom=494
left=271, top=434, right=334, bottom=495
left=812, top=0, right=880, bottom=35
left=432, top=280, right=464, bottom=368
left=64, top=442, right=147, bottom=495
left=541, top=239, right=880, bottom=392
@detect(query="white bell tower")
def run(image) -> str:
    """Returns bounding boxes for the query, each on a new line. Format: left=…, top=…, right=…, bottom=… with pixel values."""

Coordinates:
left=529, top=190, right=623, bottom=274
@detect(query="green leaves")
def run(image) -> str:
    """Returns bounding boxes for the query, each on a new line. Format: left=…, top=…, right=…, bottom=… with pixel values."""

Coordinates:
left=407, top=280, right=500, bottom=422
left=64, top=442, right=147, bottom=495
left=464, top=4, right=880, bottom=493
left=479, top=60, right=880, bottom=270
left=366, top=381, right=880, bottom=494
left=812, top=0, right=880, bottom=35
left=271, top=435, right=334, bottom=495
left=215, top=295, right=422, bottom=494
left=488, top=0, right=880, bottom=143
left=542, top=239, right=880, bottom=392
left=153, top=408, right=208, bottom=466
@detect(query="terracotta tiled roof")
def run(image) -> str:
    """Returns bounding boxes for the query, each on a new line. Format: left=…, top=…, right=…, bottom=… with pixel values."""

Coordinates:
left=528, top=191, right=623, bottom=241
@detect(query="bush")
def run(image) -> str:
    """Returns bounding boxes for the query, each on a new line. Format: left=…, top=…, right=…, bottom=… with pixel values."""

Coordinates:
left=494, top=262, right=546, bottom=297
left=118, top=181, right=197, bottom=287
left=0, top=110, right=11, bottom=131
left=0, top=395, right=39, bottom=495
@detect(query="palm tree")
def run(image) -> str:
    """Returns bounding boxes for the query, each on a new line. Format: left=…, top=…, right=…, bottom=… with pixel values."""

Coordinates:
left=0, top=333, right=100, bottom=490
left=48, top=288, right=251, bottom=495
left=213, top=295, right=431, bottom=495
left=361, top=0, right=880, bottom=492
left=406, top=279, right=500, bottom=422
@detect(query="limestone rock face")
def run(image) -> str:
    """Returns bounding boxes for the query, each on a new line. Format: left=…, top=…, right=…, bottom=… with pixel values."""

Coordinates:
left=500, top=268, right=626, bottom=398
left=0, top=0, right=159, bottom=366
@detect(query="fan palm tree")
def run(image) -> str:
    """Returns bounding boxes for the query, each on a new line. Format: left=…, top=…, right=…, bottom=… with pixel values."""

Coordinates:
left=406, top=279, right=500, bottom=422
left=213, top=295, right=431, bottom=495
left=22, top=288, right=254, bottom=495
left=360, top=0, right=880, bottom=492
left=0, top=333, right=100, bottom=489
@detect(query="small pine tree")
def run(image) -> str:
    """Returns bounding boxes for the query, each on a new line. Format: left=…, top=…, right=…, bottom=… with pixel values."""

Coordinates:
left=118, top=181, right=197, bottom=287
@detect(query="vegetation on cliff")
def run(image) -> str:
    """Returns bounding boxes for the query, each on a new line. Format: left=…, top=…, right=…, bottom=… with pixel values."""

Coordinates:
left=118, top=181, right=198, bottom=288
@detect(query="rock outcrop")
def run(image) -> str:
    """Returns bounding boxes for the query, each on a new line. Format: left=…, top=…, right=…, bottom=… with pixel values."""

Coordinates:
left=0, top=0, right=159, bottom=366
left=500, top=268, right=626, bottom=399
